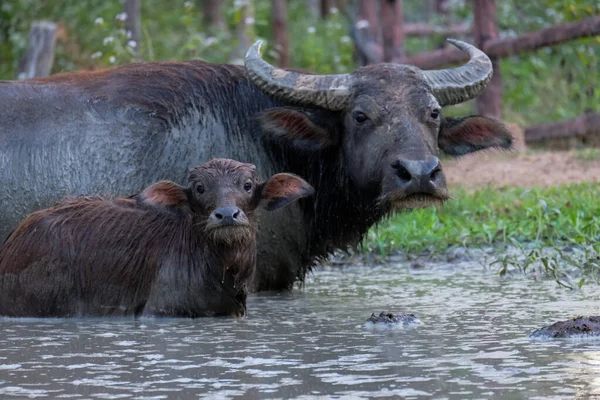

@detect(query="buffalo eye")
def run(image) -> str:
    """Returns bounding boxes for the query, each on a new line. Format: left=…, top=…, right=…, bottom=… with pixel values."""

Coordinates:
left=243, top=181, right=253, bottom=192
left=353, top=111, right=368, bottom=125
left=430, top=109, right=440, bottom=120
left=196, top=184, right=205, bottom=195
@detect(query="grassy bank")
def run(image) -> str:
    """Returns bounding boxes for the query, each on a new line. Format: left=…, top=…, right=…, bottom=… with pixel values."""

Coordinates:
left=364, top=183, right=600, bottom=287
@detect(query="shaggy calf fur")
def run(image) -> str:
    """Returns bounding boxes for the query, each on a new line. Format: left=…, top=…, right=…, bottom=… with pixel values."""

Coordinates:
left=0, top=158, right=313, bottom=318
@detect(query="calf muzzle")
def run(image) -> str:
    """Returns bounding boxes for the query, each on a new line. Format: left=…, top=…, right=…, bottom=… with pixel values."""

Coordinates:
left=210, top=206, right=244, bottom=226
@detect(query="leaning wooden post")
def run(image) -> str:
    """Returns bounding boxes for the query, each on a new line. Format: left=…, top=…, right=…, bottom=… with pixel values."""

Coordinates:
left=272, top=0, right=289, bottom=67
left=473, top=0, right=502, bottom=119
left=124, top=0, right=142, bottom=59
left=353, top=0, right=383, bottom=66
left=17, top=21, right=57, bottom=80
left=381, top=0, right=405, bottom=63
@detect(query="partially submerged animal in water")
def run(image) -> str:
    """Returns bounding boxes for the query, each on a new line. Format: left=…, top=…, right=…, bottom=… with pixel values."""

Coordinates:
left=529, top=316, right=600, bottom=340
left=0, top=158, right=314, bottom=318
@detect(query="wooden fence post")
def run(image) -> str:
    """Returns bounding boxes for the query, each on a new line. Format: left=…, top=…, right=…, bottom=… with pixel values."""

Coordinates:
left=17, top=21, right=57, bottom=80
left=272, top=0, right=289, bottom=67
left=381, top=0, right=405, bottom=63
left=473, top=0, right=502, bottom=118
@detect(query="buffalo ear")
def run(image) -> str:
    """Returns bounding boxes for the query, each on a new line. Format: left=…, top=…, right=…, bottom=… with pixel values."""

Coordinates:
left=439, top=116, right=513, bottom=156
left=137, top=181, right=190, bottom=209
left=258, top=107, right=337, bottom=151
left=255, top=173, right=315, bottom=211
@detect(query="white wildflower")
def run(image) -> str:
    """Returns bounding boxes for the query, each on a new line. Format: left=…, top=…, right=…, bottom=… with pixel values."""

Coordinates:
left=103, top=36, right=114, bottom=46
left=330, top=7, right=339, bottom=14
left=205, top=37, right=217, bottom=46
left=355, top=20, right=369, bottom=29
left=115, top=12, right=128, bottom=22
left=109, top=56, right=116, bottom=64
left=94, top=17, right=104, bottom=25
left=245, top=17, right=255, bottom=25
left=307, top=26, right=316, bottom=34
left=127, top=40, right=137, bottom=48
left=184, top=1, right=193, bottom=8
left=340, top=36, right=351, bottom=43
left=126, top=31, right=132, bottom=39
left=90, top=51, right=103, bottom=60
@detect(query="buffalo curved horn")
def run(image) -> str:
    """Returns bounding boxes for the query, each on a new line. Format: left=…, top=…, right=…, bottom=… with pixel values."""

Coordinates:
left=422, top=39, right=493, bottom=107
left=244, top=41, right=353, bottom=111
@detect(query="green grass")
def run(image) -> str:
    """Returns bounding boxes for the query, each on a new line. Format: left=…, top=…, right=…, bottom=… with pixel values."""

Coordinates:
left=364, top=183, right=600, bottom=287
left=574, top=148, right=600, bottom=162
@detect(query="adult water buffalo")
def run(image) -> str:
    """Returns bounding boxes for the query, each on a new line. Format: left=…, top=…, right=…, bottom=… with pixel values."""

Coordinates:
left=0, top=39, right=511, bottom=292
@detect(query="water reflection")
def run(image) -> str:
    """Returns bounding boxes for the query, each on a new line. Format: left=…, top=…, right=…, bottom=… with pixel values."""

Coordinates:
left=0, top=261, right=599, bottom=399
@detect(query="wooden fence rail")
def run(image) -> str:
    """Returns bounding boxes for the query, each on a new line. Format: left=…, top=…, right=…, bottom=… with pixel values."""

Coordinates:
left=525, top=113, right=600, bottom=143
left=403, top=22, right=469, bottom=37
left=405, top=15, right=600, bottom=70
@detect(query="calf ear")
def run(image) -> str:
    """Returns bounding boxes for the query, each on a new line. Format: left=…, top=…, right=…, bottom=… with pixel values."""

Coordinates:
left=439, top=116, right=513, bottom=156
left=258, top=107, right=338, bottom=151
left=256, top=173, right=315, bottom=211
left=137, top=181, right=190, bottom=209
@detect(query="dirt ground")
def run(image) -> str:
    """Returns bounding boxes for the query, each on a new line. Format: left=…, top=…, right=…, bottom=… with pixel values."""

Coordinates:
left=444, top=150, right=600, bottom=189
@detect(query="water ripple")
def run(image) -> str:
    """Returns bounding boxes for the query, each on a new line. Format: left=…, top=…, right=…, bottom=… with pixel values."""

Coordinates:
left=1, top=261, right=600, bottom=398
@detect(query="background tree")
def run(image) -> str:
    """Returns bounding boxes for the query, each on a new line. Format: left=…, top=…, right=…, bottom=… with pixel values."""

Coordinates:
left=271, top=0, right=288, bottom=67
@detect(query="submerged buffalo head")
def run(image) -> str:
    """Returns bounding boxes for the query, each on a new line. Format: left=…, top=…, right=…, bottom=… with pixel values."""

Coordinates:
left=246, top=39, right=512, bottom=211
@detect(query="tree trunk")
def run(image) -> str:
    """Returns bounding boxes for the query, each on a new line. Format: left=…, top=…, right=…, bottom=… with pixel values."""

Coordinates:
left=381, top=0, right=404, bottom=63
left=320, top=0, right=333, bottom=18
left=473, top=0, right=502, bottom=118
left=230, top=0, right=255, bottom=65
left=17, top=21, right=57, bottom=80
left=272, top=0, right=289, bottom=67
left=202, top=0, right=226, bottom=34
left=435, top=0, right=449, bottom=14
left=353, top=0, right=382, bottom=65
left=124, top=0, right=142, bottom=59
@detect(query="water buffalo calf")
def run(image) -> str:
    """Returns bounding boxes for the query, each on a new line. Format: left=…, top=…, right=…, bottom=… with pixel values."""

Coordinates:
left=0, top=158, right=313, bottom=318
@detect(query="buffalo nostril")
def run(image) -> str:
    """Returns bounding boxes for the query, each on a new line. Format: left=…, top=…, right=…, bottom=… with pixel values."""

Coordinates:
left=212, top=206, right=242, bottom=223
left=392, top=162, right=413, bottom=183
left=430, top=165, right=442, bottom=181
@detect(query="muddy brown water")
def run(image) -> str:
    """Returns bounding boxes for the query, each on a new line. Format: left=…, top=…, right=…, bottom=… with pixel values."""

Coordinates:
left=1, top=259, right=599, bottom=399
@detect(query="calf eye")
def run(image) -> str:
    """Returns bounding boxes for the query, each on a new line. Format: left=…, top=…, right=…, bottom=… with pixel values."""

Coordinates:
left=430, top=109, right=440, bottom=120
left=353, top=111, right=368, bottom=124
left=196, top=184, right=205, bottom=195
left=243, top=181, right=253, bottom=192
